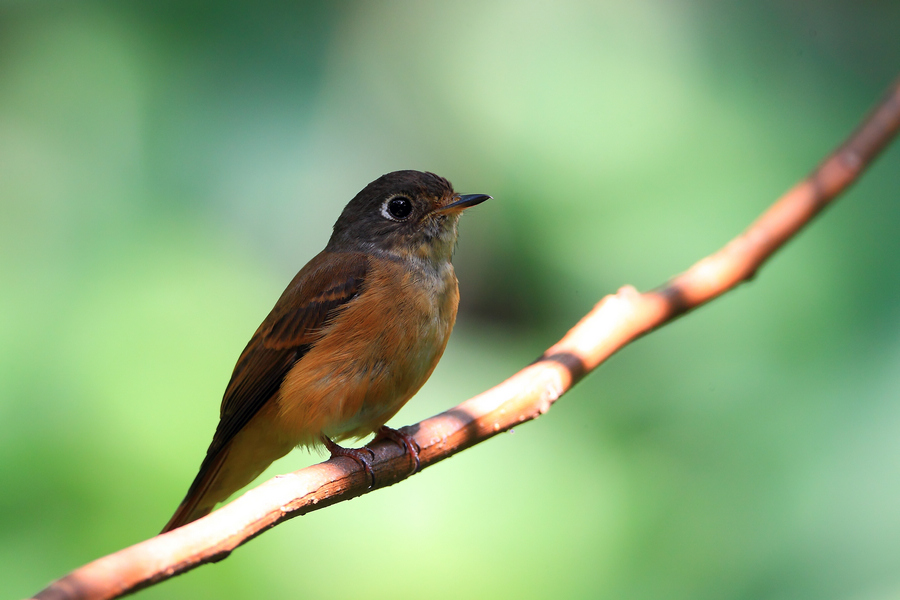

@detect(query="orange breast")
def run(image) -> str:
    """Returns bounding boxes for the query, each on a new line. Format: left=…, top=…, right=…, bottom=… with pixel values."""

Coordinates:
left=274, top=256, right=459, bottom=446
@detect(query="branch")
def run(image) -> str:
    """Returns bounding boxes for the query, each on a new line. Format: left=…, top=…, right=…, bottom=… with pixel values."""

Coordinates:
left=32, top=78, right=900, bottom=600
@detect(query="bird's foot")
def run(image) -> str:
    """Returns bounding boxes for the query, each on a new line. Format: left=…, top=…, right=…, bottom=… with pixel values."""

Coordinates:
left=321, top=435, right=376, bottom=488
left=372, top=426, right=420, bottom=475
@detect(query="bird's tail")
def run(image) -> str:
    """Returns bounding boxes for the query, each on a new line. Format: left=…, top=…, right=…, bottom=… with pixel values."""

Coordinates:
left=160, top=444, right=231, bottom=534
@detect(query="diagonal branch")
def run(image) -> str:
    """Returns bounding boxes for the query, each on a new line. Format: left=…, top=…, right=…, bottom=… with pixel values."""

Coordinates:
left=32, top=77, right=900, bottom=600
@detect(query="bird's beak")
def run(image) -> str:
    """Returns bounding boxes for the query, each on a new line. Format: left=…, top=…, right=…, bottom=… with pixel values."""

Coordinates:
left=435, top=193, right=492, bottom=214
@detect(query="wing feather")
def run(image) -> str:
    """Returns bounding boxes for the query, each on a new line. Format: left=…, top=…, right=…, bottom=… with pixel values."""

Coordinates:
left=168, top=251, right=369, bottom=525
left=211, top=255, right=367, bottom=454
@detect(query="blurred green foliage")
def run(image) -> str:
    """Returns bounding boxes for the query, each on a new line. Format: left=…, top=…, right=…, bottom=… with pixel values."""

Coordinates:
left=2, top=1, right=900, bottom=598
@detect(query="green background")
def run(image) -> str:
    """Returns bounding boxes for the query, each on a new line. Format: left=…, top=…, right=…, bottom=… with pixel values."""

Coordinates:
left=3, top=1, right=900, bottom=598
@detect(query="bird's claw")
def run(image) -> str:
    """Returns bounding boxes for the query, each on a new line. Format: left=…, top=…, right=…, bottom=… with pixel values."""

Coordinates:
left=321, top=435, right=376, bottom=488
left=373, top=426, right=421, bottom=475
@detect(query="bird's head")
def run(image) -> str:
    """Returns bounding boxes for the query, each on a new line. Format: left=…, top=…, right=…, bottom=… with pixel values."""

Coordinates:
left=327, top=170, right=490, bottom=266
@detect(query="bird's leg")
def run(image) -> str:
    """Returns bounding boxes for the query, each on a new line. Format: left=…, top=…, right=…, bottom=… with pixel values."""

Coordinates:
left=372, top=426, right=420, bottom=475
left=321, top=435, right=376, bottom=488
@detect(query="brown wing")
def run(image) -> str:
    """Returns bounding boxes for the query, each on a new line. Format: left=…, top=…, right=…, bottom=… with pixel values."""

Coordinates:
left=211, top=251, right=368, bottom=457
left=165, top=251, right=368, bottom=529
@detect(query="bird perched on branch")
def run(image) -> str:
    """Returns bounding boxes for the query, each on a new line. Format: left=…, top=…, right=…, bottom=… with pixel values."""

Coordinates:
left=162, top=170, right=490, bottom=532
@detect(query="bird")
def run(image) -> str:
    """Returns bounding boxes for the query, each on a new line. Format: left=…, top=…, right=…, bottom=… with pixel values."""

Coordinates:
left=161, top=170, right=490, bottom=533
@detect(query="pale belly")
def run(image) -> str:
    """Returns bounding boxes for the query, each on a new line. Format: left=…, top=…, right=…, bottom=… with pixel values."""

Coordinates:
left=273, top=260, right=459, bottom=446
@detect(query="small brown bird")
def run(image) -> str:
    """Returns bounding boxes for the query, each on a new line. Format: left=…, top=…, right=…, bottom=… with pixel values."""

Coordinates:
left=162, top=170, right=489, bottom=532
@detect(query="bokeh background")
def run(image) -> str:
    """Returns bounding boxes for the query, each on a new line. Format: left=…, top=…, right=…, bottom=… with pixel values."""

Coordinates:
left=3, top=1, right=900, bottom=598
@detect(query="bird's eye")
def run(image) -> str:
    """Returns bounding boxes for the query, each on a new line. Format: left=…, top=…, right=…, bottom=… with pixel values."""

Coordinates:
left=382, top=196, right=413, bottom=221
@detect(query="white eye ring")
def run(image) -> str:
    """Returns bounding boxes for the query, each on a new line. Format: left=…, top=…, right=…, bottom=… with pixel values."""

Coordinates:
left=381, top=195, right=414, bottom=221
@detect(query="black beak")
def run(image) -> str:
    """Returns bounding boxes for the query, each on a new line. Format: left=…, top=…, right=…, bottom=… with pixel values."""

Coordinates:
left=438, top=193, right=492, bottom=213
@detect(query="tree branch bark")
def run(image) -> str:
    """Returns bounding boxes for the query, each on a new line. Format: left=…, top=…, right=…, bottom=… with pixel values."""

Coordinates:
left=32, top=77, right=900, bottom=600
